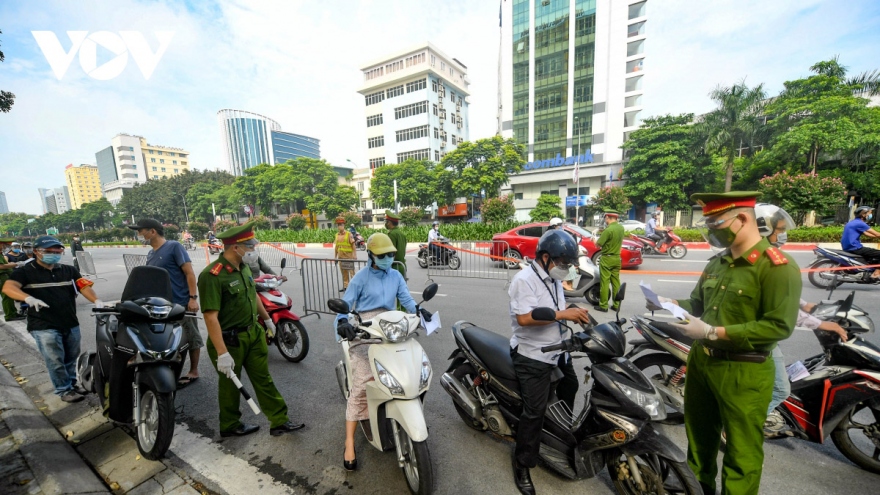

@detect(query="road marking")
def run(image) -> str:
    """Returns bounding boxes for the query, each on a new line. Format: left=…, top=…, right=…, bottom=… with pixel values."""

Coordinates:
left=661, top=259, right=708, bottom=263
left=657, top=279, right=695, bottom=283
left=410, top=291, right=446, bottom=297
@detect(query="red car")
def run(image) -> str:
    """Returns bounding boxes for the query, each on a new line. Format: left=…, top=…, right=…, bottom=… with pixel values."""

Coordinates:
left=491, top=222, right=643, bottom=269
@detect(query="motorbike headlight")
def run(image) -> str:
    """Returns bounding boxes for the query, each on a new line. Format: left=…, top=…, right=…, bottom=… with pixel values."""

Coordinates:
left=375, top=360, right=404, bottom=396
left=812, top=305, right=837, bottom=318
left=617, top=382, right=666, bottom=421
left=143, top=304, right=172, bottom=319
left=419, top=351, right=431, bottom=391
left=379, top=319, right=408, bottom=342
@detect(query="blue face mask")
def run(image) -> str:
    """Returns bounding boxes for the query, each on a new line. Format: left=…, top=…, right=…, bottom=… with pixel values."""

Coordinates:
left=41, top=253, right=62, bottom=265
left=868, top=213, right=874, bottom=221
left=11, top=249, right=21, bottom=253
left=373, top=255, right=394, bottom=270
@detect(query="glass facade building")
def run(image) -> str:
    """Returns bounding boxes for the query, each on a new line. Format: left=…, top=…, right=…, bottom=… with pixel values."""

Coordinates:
left=271, top=130, right=321, bottom=163
left=95, top=146, right=118, bottom=185
left=218, top=109, right=321, bottom=175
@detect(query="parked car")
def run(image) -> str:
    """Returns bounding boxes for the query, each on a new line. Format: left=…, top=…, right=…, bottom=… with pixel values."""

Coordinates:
left=620, top=219, right=646, bottom=232
left=490, top=222, right=643, bottom=269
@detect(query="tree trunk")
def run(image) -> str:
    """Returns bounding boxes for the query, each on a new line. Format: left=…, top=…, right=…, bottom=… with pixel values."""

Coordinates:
left=724, top=153, right=734, bottom=192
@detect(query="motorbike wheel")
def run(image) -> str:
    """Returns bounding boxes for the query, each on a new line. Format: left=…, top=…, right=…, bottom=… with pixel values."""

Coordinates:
left=357, top=242, right=366, bottom=252
left=275, top=320, right=309, bottom=363
left=668, top=245, right=687, bottom=259
left=503, top=250, right=522, bottom=269
left=591, top=252, right=602, bottom=265
left=393, top=421, right=434, bottom=495
left=830, top=402, right=880, bottom=474
left=136, top=387, right=175, bottom=460
left=586, top=285, right=601, bottom=306
left=451, top=364, right=487, bottom=431
left=808, top=259, right=842, bottom=289
left=607, top=452, right=701, bottom=495
left=418, top=252, right=428, bottom=269
left=632, top=353, right=685, bottom=425
left=448, top=255, right=461, bottom=270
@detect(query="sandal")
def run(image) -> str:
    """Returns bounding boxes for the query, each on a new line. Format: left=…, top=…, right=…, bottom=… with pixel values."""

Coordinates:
left=176, top=376, right=199, bottom=389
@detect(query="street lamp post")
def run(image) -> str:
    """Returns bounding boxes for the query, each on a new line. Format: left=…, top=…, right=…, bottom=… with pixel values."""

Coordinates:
left=575, top=116, right=582, bottom=223
left=179, top=193, right=189, bottom=224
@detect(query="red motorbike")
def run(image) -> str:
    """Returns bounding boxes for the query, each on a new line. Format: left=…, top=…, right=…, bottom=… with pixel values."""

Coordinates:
left=207, top=239, right=223, bottom=255
left=255, top=259, right=309, bottom=362
left=630, top=229, right=687, bottom=259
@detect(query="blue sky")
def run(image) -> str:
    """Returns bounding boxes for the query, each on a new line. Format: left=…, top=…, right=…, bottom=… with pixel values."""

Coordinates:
left=1, top=0, right=879, bottom=215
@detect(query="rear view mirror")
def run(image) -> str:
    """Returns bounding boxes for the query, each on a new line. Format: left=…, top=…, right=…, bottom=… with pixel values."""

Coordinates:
left=615, top=283, right=627, bottom=303
left=327, top=298, right=351, bottom=314
left=531, top=307, right=557, bottom=322
left=281, top=258, right=287, bottom=269
left=422, top=283, right=439, bottom=302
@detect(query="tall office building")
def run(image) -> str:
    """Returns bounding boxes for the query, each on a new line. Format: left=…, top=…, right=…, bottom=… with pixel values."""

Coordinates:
left=64, top=164, right=102, bottom=209
left=95, top=134, right=191, bottom=205
left=217, top=109, right=321, bottom=176
left=0, top=191, right=7, bottom=214
left=500, top=0, right=647, bottom=220
left=357, top=42, right=471, bottom=170
left=52, top=187, right=70, bottom=214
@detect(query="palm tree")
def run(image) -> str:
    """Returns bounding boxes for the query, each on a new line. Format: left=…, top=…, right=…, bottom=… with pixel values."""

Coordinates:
left=699, top=80, right=767, bottom=192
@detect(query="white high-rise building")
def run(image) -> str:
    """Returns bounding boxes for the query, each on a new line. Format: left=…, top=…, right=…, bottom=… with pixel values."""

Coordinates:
left=500, top=0, right=647, bottom=220
left=0, top=191, right=8, bottom=214
left=357, top=42, right=471, bottom=171
left=217, top=109, right=321, bottom=176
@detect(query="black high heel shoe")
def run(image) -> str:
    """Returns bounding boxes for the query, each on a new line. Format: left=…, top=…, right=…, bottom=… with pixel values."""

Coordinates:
left=343, top=448, right=357, bottom=471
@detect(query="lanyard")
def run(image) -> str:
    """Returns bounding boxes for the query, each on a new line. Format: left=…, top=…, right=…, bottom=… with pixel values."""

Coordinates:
left=531, top=263, right=565, bottom=336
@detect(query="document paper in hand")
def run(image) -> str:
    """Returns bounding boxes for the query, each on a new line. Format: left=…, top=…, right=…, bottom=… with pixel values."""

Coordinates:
left=420, top=311, right=441, bottom=335
left=640, top=281, right=690, bottom=320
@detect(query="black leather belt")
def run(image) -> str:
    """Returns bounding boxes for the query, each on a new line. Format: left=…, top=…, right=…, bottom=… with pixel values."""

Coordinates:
left=702, top=345, right=769, bottom=363
left=225, top=326, right=252, bottom=334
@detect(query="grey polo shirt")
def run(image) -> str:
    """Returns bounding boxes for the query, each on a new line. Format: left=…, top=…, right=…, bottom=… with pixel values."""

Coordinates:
left=508, top=262, right=570, bottom=364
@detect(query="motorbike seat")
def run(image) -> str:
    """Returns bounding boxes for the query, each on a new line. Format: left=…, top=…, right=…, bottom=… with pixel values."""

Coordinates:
left=649, top=321, right=696, bottom=347
left=825, top=249, right=866, bottom=260
left=461, top=326, right=519, bottom=389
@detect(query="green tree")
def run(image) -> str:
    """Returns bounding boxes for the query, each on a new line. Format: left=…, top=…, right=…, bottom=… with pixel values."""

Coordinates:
left=340, top=211, right=361, bottom=227
left=371, top=160, right=440, bottom=209
left=441, top=136, right=526, bottom=198
left=286, top=213, right=306, bottom=230
left=591, top=186, right=632, bottom=215
left=529, top=194, right=562, bottom=222
left=480, top=195, right=516, bottom=223
left=0, top=29, right=14, bottom=113
left=79, top=198, right=114, bottom=229
left=758, top=171, right=846, bottom=224
left=700, top=80, right=768, bottom=191
left=398, top=206, right=424, bottom=227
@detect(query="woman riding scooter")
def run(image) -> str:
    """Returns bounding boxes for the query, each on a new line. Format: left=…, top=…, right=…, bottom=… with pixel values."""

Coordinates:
left=334, top=233, right=429, bottom=471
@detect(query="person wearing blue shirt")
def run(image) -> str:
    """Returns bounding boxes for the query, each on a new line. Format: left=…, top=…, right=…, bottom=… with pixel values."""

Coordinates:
left=645, top=212, right=659, bottom=240
left=333, top=233, right=428, bottom=471
left=841, top=206, right=880, bottom=279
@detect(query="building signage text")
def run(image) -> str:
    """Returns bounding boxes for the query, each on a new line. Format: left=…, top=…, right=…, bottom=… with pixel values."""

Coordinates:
left=523, top=151, right=593, bottom=171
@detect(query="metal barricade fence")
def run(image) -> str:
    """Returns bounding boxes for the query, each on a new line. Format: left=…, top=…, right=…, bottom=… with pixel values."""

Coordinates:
left=424, top=240, right=513, bottom=285
left=257, top=242, right=299, bottom=271
left=122, top=254, right=148, bottom=275
left=75, top=252, right=105, bottom=280
left=300, top=259, right=408, bottom=317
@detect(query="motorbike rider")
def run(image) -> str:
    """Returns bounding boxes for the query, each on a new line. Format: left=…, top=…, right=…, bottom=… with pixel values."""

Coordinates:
left=841, top=206, right=880, bottom=279
left=427, top=220, right=444, bottom=263
left=646, top=212, right=662, bottom=242
left=508, top=229, right=591, bottom=495
left=333, top=233, right=429, bottom=471
left=23, top=242, right=36, bottom=260
left=755, top=203, right=849, bottom=437
left=207, top=231, right=218, bottom=244
left=548, top=217, right=563, bottom=230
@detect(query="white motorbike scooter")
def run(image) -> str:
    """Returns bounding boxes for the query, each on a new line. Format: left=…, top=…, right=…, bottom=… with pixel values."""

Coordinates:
left=327, top=283, right=439, bottom=495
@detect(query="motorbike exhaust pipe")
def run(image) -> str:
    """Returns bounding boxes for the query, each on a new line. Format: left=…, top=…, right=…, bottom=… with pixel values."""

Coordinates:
left=440, top=372, right=481, bottom=420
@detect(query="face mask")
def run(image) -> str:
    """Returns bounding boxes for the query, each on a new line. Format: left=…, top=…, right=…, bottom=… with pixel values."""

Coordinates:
left=868, top=214, right=874, bottom=221
left=138, top=234, right=148, bottom=244
left=548, top=264, right=571, bottom=281
left=25, top=249, right=33, bottom=254
left=41, top=253, right=62, bottom=264
left=373, top=255, right=394, bottom=270
left=241, top=249, right=259, bottom=264
left=772, top=232, right=787, bottom=247
left=12, top=249, right=21, bottom=253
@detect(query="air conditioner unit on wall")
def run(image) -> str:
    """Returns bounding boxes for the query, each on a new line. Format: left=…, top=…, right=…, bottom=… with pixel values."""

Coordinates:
left=440, top=141, right=446, bottom=148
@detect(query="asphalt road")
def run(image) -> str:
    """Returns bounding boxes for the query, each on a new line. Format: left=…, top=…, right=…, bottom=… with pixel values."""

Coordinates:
left=61, top=246, right=880, bottom=495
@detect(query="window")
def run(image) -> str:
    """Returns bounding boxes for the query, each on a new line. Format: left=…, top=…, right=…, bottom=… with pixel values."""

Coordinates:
left=386, top=85, right=404, bottom=98
left=574, top=82, right=593, bottom=103
left=149, top=150, right=154, bottom=154
left=406, top=78, right=426, bottom=93
left=173, top=160, right=178, bottom=165
left=158, top=151, right=163, bottom=155
left=628, top=21, right=646, bottom=38
left=624, top=110, right=642, bottom=128
left=434, top=127, right=439, bottom=139
left=385, top=59, right=404, bottom=74
left=449, top=90, right=455, bottom=102
left=365, top=91, right=385, bottom=106
left=540, top=190, right=559, bottom=197
left=435, top=150, right=440, bottom=161
left=161, top=167, right=166, bottom=172
left=169, top=152, right=175, bottom=157
left=625, top=75, right=643, bottom=92
left=357, top=181, right=364, bottom=192
left=152, top=166, right=157, bottom=171
left=518, top=226, right=543, bottom=237
left=364, top=66, right=384, bottom=81
left=150, top=158, right=156, bottom=163
left=431, top=79, right=438, bottom=92
left=368, top=136, right=385, bottom=149
left=369, top=157, right=385, bottom=169
left=626, top=59, right=644, bottom=73
left=181, top=161, right=187, bottom=166
left=441, top=61, right=446, bottom=71
left=576, top=13, right=596, bottom=37
left=397, top=149, right=430, bottom=162
left=160, top=159, right=165, bottom=164
left=433, top=104, right=438, bottom=116
left=396, top=125, right=429, bottom=142
left=154, top=175, right=159, bottom=179
left=627, top=40, right=645, bottom=57
left=174, top=169, right=179, bottom=173
left=366, top=114, right=384, bottom=127
left=405, top=53, right=425, bottom=67
left=394, top=101, right=428, bottom=119
left=625, top=94, right=643, bottom=108
left=629, top=1, right=646, bottom=19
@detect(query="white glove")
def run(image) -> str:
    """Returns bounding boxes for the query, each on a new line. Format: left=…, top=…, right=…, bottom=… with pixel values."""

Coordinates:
left=24, top=296, right=49, bottom=312
left=669, top=313, right=712, bottom=339
left=15, top=261, right=27, bottom=267
left=263, top=319, right=276, bottom=333
left=646, top=295, right=677, bottom=312
left=216, top=352, right=235, bottom=379
left=93, top=299, right=105, bottom=309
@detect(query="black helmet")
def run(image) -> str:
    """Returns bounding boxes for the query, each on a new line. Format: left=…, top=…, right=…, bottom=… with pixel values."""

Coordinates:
left=536, top=229, right=578, bottom=265
left=582, top=322, right=626, bottom=358
left=855, top=206, right=874, bottom=217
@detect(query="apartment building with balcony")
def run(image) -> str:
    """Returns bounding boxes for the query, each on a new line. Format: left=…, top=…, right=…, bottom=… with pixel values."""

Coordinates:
left=500, top=0, right=648, bottom=220
left=64, top=164, right=102, bottom=209
left=95, top=134, right=191, bottom=205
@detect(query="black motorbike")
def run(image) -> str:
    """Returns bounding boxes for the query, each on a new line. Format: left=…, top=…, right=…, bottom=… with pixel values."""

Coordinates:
left=417, top=236, right=461, bottom=270
left=441, top=285, right=702, bottom=494
left=76, top=265, right=190, bottom=460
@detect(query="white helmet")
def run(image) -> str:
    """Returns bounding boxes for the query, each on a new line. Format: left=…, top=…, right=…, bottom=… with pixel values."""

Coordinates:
left=754, top=203, right=795, bottom=237
left=549, top=217, right=563, bottom=228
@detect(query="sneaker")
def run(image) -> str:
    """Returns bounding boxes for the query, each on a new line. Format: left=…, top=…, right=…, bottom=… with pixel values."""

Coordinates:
left=764, top=410, right=787, bottom=438
left=61, top=391, right=84, bottom=403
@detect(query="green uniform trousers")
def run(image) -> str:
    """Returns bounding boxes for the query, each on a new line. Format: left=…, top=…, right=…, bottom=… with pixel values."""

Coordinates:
left=0, top=274, right=17, bottom=319
left=598, top=256, right=621, bottom=311
left=206, top=325, right=289, bottom=433
left=684, top=341, right=775, bottom=495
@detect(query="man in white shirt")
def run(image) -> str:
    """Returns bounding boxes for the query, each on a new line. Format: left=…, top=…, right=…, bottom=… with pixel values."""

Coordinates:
left=427, top=221, right=442, bottom=262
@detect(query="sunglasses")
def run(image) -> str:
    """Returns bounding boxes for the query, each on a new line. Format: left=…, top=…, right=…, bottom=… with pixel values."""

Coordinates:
left=374, top=252, right=394, bottom=260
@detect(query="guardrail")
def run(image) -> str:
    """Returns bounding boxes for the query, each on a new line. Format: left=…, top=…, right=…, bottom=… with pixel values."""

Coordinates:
left=300, top=259, right=407, bottom=317
left=423, top=240, right=514, bottom=285
left=75, top=252, right=106, bottom=281
left=122, top=254, right=148, bottom=275
left=257, top=242, right=299, bottom=271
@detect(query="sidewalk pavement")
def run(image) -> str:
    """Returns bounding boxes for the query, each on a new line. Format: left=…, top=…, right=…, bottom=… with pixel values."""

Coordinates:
left=0, top=318, right=202, bottom=495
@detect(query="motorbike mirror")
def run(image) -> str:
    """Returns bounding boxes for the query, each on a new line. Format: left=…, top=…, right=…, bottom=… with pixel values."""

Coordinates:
left=839, top=291, right=855, bottom=314
left=531, top=307, right=557, bottom=322
left=280, top=258, right=287, bottom=269
left=327, top=298, right=351, bottom=314
left=422, top=283, right=439, bottom=302
left=615, top=283, right=627, bottom=302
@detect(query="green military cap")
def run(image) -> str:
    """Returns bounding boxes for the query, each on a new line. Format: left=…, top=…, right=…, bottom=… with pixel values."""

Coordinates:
left=384, top=210, right=400, bottom=222
left=216, top=222, right=259, bottom=247
left=602, top=208, right=620, bottom=217
left=0, top=237, right=15, bottom=243
left=691, top=191, right=761, bottom=216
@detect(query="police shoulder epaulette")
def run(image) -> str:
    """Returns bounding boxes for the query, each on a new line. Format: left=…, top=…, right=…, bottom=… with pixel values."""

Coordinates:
left=210, top=263, right=223, bottom=275
left=764, top=246, right=789, bottom=266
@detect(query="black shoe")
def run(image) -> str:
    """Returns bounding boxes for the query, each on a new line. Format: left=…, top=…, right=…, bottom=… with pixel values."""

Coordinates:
left=343, top=448, right=357, bottom=471
left=270, top=421, right=305, bottom=436
left=220, top=424, right=260, bottom=438
left=512, top=458, right=536, bottom=495
left=60, top=391, right=84, bottom=403
left=592, top=305, right=608, bottom=313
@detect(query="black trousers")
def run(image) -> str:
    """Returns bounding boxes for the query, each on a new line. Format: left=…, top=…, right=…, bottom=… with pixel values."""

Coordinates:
left=511, top=348, right=579, bottom=468
left=850, top=246, right=880, bottom=265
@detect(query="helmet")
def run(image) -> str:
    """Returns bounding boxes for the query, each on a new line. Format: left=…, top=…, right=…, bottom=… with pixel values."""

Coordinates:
left=366, top=233, right=397, bottom=255
left=75, top=352, right=96, bottom=393
left=549, top=217, right=563, bottom=228
left=652, top=211, right=660, bottom=218
left=855, top=206, right=875, bottom=217
left=432, top=221, right=440, bottom=226
left=536, top=230, right=578, bottom=265
left=335, top=217, right=346, bottom=225
left=208, top=231, right=214, bottom=235
left=23, top=242, right=33, bottom=248
left=755, top=203, right=795, bottom=237
left=582, top=322, right=627, bottom=358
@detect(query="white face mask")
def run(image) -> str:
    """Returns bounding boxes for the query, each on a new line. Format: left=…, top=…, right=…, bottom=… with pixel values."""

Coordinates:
left=547, top=260, right=571, bottom=281
left=772, top=232, right=787, bottom=247
left=241, top=249, right=259, bottom=264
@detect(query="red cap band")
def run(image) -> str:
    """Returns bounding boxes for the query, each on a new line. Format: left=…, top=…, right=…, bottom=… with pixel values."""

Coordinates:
left=701, top=197, right=757, bottom=216
left=222, top=230, right=255, bottom=245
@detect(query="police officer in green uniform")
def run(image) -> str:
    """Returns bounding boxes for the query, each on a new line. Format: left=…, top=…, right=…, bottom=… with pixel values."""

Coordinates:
left=595, top=209, right=623, bottom=312
left=197, top=223, right=305, bottom=438
left=384, top=210, right=407, bottom=279
left=651, top=192, right=801, bottom=495
left=0, top=237, right=21, bottom=321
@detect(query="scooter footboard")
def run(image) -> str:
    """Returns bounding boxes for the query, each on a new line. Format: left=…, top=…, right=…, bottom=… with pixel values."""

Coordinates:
left=619, top=423, right=686, bottom=463
left=384, top=398, right=429, bottom=443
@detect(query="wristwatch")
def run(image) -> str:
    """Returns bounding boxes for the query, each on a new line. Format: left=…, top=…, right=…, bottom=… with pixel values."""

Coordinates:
left=706, top=325, right=718, bottom=341
left=189, top=295, right=198, bottom=300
